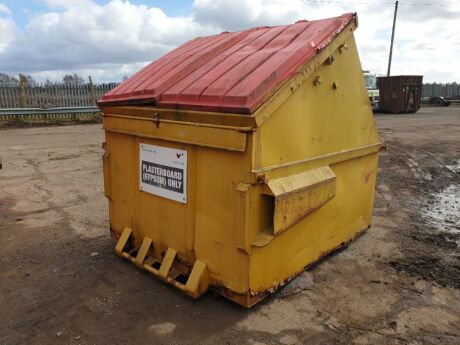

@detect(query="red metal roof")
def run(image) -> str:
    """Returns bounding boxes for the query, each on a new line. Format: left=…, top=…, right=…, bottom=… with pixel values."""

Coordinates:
left=99, top=13, right=355, bottom=114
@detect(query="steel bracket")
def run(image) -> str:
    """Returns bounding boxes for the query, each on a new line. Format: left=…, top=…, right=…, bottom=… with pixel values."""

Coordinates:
left=114, top=227, right=210, bottom=299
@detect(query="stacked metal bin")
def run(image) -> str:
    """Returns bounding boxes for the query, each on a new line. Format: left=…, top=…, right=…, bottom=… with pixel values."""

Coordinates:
left=377, top=75, right=423, bottom=113
left=98, top=13, right=382, bottom=307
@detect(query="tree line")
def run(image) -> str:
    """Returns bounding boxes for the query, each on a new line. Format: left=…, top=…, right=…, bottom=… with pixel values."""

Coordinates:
left=0, top=73, right=93, bottom=87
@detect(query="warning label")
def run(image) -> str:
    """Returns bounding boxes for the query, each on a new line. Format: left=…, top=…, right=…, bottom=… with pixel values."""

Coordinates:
left=141, top=161, right=184, bottom=193
left=139, top=144, right=187, bottom=203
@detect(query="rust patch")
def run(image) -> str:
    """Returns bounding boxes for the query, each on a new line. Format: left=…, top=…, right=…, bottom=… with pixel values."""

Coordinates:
left=363, top=170, right=373, bottom=183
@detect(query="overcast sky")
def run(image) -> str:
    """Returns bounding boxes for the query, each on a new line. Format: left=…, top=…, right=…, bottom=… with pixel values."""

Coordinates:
left=0, top=0, right=458, bottom=83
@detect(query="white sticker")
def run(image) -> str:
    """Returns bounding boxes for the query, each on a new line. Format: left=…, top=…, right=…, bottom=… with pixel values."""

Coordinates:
left=139, top=143, right=187, bottom=203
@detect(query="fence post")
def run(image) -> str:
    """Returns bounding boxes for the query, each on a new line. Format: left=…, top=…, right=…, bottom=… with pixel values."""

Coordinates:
left=19, top=74, right=28, bottom=107
left=88, top=76, right=97, bottom=105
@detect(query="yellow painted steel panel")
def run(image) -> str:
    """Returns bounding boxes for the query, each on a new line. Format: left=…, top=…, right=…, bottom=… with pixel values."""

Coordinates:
left=256, top=35, right=379, bottom=169
left=249, top=154, right=378, bottom=292
left=103, top=115, right=248, bottom=152
left=265, top=166, right=336, bottom=234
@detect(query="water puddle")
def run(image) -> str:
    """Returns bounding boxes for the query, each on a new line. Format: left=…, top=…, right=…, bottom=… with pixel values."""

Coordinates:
left=424, top=183, right=460, bottom=245
left=446, top=159, right=460, bottom=173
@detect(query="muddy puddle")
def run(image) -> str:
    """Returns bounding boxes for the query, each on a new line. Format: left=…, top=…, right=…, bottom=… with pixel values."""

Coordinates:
left=447, top=158, right=460, bottom=173
left=414, top=156, right=460, bottom=246
left=424, top=183, right=460, bottom=244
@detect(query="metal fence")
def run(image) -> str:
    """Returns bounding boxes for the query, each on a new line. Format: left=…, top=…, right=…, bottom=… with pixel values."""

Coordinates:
left=0, top=83, right=118, bottom=109
left=422, top=83, right=460, bottom=99
left=3, top=82, right=459, bottom=108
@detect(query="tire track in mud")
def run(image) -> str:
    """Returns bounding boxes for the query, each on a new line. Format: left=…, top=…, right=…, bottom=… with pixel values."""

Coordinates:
left=382, top=141, right=460, bottom=289
left=1, top=158, right=74, bottom=230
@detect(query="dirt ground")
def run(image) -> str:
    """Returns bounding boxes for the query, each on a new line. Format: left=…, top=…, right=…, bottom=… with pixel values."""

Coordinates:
left=1, top=107, right=459, bottom=345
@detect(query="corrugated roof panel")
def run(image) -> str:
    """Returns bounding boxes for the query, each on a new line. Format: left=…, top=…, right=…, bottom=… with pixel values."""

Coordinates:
left=196, top=22, right=311, bottom=109
left=223, top=16, right=349, bottom=111
left=160, top=27, right=277, bottom=105
left=136, top=31, right=249, bottom=96
left=99, top=13, right=355, bottom=114
left=106, top=37, right=205, bottom=98
left=106, top=32, right=246, bottom=101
